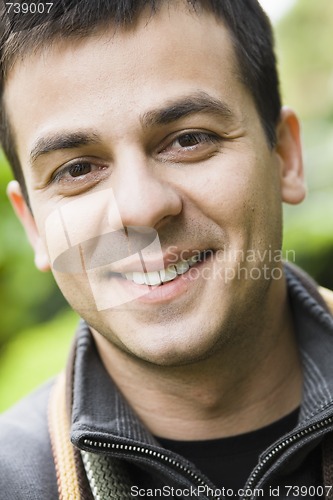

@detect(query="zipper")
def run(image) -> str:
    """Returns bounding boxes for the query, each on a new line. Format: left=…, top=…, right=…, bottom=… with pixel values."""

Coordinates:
left=82, top=438, right=220, bottom=499
left=242, top=415, right=333, bottom=500
left=82, top=414, right=333, bottom=500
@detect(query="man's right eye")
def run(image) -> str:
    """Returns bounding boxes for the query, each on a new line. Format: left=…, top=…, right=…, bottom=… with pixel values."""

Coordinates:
left=67, top=162, right=94, bottom=177
left=47, top=159, right=110, bottom=196
left=51, top=161, right=107, bottom=184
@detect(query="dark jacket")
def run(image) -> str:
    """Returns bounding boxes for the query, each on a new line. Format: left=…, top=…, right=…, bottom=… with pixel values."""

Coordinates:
left=1, top=265, right=333, bottom=500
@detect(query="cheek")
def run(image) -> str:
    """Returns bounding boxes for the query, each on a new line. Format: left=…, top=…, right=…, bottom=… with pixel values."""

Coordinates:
left=196, top=162, right=259, bottom=227
left=33, top=188, right=121, bottom=263
left=194, top=153, right=282, bottom=243
left=53, top=270, right=97, bottom=312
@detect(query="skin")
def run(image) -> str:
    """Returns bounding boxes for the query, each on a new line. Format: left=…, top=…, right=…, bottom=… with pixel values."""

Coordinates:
left=6, top=3, right=306, bottom=438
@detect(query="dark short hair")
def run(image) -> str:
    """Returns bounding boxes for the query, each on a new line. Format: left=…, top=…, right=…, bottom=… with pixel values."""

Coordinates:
left=0, top=0, right=281, bottom=205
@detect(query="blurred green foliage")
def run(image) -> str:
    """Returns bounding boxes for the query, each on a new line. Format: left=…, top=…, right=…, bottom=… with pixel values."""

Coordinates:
left=0, top=310, right=77, bottom=411
left=277, top=0, right=333, bottom=287
left=0, top=156, right=76, bottom=410
left=1, top=0, right=333, bottom=411
left=0, top=157, right=69, bottom=343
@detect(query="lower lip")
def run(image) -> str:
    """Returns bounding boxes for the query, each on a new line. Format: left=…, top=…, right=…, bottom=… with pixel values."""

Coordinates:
left=114, top=253, right=214, bottom=305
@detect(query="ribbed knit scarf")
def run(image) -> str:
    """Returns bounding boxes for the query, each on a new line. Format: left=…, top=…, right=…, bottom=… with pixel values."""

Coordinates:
left=48, top=372, right=132, bottom=499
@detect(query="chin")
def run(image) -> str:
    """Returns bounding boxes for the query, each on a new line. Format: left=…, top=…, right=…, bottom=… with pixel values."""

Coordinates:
left=117, top=330, right=224, bottom=368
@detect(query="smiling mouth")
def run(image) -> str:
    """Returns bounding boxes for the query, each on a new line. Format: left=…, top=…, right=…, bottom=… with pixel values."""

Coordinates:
left=120, top=251, right=212, bottom=286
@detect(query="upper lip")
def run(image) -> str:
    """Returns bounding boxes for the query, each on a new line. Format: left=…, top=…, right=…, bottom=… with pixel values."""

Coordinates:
left=108, top=249, right=210, bottom=274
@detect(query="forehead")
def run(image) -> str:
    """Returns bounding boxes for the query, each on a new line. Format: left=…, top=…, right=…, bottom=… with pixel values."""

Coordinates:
left=4, top=3, right=250, bottom=169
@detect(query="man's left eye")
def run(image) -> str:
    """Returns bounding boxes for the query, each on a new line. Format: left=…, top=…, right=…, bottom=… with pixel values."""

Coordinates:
left=176, top=132, right=219, bottom=148
left=158, top=131, right=221, bottom=162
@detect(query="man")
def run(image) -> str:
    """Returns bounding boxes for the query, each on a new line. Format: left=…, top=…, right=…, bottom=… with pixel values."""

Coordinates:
left=1, top=0, right=333, bottom=498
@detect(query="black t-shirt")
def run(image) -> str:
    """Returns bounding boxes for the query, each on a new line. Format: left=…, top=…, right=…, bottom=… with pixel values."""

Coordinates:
left=157, top=409, right=299, bottom=491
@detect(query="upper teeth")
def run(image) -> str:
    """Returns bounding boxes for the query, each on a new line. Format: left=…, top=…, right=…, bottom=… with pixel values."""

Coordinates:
left=121, top=254, right=201, bottom=286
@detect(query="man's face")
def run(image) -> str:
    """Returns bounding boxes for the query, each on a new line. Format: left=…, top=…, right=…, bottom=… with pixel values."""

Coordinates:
left=5, top=4, right=303, bottom=366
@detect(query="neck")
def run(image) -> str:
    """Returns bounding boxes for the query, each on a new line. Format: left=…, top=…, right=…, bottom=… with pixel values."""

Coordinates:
left=92, top=279, right=302, bottom=440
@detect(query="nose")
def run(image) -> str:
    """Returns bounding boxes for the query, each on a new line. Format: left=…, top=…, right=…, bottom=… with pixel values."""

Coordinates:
left=110, top=153, right=182, bottom=229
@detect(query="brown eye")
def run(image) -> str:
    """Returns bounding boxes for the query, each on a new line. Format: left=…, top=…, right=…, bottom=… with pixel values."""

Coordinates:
left=158, top=131, right=221, bottom=164
left=178, top=133, right=201, bottom=147
left=68, top=163, right=92, bottom=177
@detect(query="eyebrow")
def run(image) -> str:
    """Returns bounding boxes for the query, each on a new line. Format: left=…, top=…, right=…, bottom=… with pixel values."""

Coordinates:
left=29, top=92, right=233, bottom=164
left=30, top=132, right=101, bottom=164
left=141, top=91, right=234, bottom=128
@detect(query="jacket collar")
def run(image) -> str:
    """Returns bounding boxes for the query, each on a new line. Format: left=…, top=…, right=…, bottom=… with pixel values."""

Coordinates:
left=285, top=263, right=333, bottom=423
left=69, top=323, right=158, bottom=447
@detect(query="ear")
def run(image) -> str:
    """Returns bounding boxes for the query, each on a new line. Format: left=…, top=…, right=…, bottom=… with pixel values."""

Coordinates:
left=7, top=180, right=50, bottom=271
left=275, top=107, right=306, bottom=205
